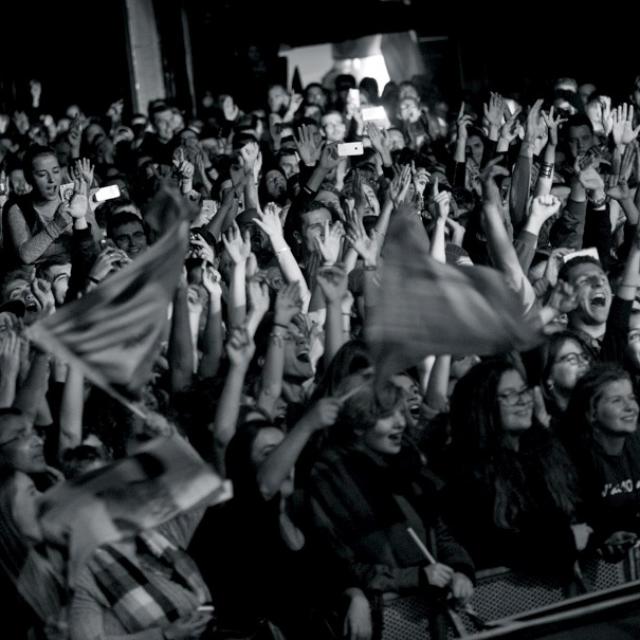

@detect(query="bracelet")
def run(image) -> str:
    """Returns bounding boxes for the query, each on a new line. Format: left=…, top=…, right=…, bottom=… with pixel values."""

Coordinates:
left=88, top=276, right=100, bottom=285
left=539, top=162, right=554, bottom=179
left=269, top=332, right=285, bottom=347
left=273, top=322, right=289, bottom=331
left=275, top=246, right=290, bottom=255
left=363, top=264, right=377, bottom=271
left=590, top=196, right=607, bottom=209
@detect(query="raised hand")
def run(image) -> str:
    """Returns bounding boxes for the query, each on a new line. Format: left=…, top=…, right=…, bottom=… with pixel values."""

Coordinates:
left=319, top=142, right=340, bottom=172
left=611, top=104, right=640, bottom=147
left=499, top=102, right=523, bottom=142
left=67, top=115, right=82, bottom=152
left=295, top=124, right=322, bottom=166
left=226, top=325, right=255, bottom=369
left=89, top=247, right=129, bottom=283
left=202, top=265, right=222, bottom=299
left=576, top=161, right=605, bottom=193
left=222, top=223, right=252, bottom=265
left=601, top=97, right=613, bottom=137
left=316, top=264, right=348, bottom=304
left=314, top=221, right=344, bottom=265
left=73, top=158, right=94, bottom=188
left=247, top=277, right=270, bottom=319
left=607, top=177, right=632, bottom=202
left=524, top=99, right=544, bottom=145
left=541, top=106, right=567, bottom=147
left=303, top=397, right=342, bottom=431
left=432, top=177, right=451, bottom=220
left=480, top=156, right=509, bottom=205
left=274, top=281, right=302, bottom=325
left=0, top=331, right=21, bottom=388
left=544, top=247, right=573, bottom=287
left=254, top=202, right=285, bottom=244
left=529, top=194, right=562, bottom=222
left=457, top=102, right=474, bottom=142
left=188, top=233, right=215, bottom=264
left=483, top=92, right=504, bottom=131
left=548, top=279, right=579, bottom=314
left=388, top=163, right=412, bottom=206
left=366, top=122, right=389, bottom=155
left=346, top=214, right=378, bottom=267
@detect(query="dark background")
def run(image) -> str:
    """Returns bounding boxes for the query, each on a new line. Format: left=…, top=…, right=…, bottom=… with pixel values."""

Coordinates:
left=1, top=0, right=639, bottom=116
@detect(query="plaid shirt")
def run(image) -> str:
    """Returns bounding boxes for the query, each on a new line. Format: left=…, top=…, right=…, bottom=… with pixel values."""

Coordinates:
left=88, top=529, right=210, bottom=633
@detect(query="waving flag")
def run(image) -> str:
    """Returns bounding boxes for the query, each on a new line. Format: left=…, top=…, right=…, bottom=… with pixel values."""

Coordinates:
left=27, top=189, right=189, bottom=405
left=366, top=207, right=542, bottom=386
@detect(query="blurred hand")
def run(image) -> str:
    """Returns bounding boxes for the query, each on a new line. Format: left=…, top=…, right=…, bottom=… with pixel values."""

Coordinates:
left=424, top=563, right=454, bottom=589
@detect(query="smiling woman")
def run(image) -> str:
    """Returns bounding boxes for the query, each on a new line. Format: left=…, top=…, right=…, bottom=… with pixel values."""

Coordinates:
left=562, top=365, right=640, bottom=554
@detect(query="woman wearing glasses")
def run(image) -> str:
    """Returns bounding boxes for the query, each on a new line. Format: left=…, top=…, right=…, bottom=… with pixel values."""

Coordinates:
left=441, top=358, right=591, bottom=578
left=539, top=330, right=595, bottom=420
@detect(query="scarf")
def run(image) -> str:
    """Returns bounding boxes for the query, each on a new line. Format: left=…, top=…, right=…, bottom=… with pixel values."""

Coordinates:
left=89, top=529, right=210, bottom=632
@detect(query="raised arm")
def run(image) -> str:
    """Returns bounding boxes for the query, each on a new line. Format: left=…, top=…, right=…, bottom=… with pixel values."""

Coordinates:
left=221, top=223, right=251, bottom=328
left=254, top=203, right=311, bottom=306
left=210, top=327, right=255, bottom=474
left=59, top=365, right=84, bottom=458
left=316, top=265, right=349, bottom=365
left=198, top=265, right=224, bottom=380
left=257, top=397, right=340, bottom=500
left=168, top=278, right=194, bottom=394
left=256, top=282, right=302, bottom=417
left=534, top=107, right=566, bottom=197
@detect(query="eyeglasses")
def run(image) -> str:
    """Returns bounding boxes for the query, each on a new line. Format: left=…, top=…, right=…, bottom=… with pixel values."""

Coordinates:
left=555, top=352, right=591, bottom=366
left=497, top=386, right=534, bottom=407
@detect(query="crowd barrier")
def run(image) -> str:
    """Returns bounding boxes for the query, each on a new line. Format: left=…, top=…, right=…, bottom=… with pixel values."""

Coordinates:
left=381, top=548, right=640, bottom=639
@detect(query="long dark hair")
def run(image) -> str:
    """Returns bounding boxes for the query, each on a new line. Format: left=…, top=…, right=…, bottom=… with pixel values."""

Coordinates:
left=449, top=359, right=579, bottom=529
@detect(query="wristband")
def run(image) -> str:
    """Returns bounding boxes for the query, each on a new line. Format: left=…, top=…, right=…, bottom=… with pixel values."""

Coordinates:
left=539, top=162, right=554, bottom=179
left=275, top=246, right=290, bottom=255
left=363, top=264, right=377, bottom=271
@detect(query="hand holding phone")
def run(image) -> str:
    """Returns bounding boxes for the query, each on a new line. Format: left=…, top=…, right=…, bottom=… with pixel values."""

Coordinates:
left=337, top=142, right=364, bottom=157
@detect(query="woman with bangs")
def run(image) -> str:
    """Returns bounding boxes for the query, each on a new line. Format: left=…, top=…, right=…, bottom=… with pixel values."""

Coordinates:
left=305, top=371, right=475, bottom=639
left=441, top=358, right=591, bottom=580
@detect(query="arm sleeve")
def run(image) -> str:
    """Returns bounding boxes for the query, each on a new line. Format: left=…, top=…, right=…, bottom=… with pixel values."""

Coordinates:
left=509, top=152, right=532, bottom=233
left=599, top=296, right=632, bottom=365
left=549, top=199, right=587, bottom=249
left=70, top=572, right=164, bottom=640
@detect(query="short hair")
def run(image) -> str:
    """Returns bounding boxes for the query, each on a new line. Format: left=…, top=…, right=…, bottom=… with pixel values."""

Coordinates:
left=107, top=211, right=145, bottom=240
left=566, top=113, right=594, bottom=134
left=22, top=144, right=57, bottom=182
left=335, top=74, right=356, bottom=91
left=0, top=269, right=32, bottom=302
left=558, top=255, right=602, bottom=283
left=36, top=256, right=71, bottom=279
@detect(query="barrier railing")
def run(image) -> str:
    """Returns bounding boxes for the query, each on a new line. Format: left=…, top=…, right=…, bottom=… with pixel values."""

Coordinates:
left=381, top=548, right=640, bottom=639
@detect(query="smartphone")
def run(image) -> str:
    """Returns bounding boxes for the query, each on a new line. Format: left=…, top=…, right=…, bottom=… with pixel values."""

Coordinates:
left=362, top=106, right=388, bottom=123
left=337, top=142, right=364, bottom=157
left=94, top=185, right=121, bottom=202
left=59, top=182, right=75, bottom=202
left=348, top=88, right=361, bottom=108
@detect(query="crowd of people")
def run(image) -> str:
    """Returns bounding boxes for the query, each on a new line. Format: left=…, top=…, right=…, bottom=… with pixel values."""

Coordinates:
left=1, top=66, right=640, bottom=640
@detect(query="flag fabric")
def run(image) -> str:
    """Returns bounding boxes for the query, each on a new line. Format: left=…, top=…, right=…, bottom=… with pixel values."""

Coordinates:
left=37, top=434, right=232, bottom=587
left=366, top=208, right=543, bottom=386
left=27, top=189, right=189, bottom=403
